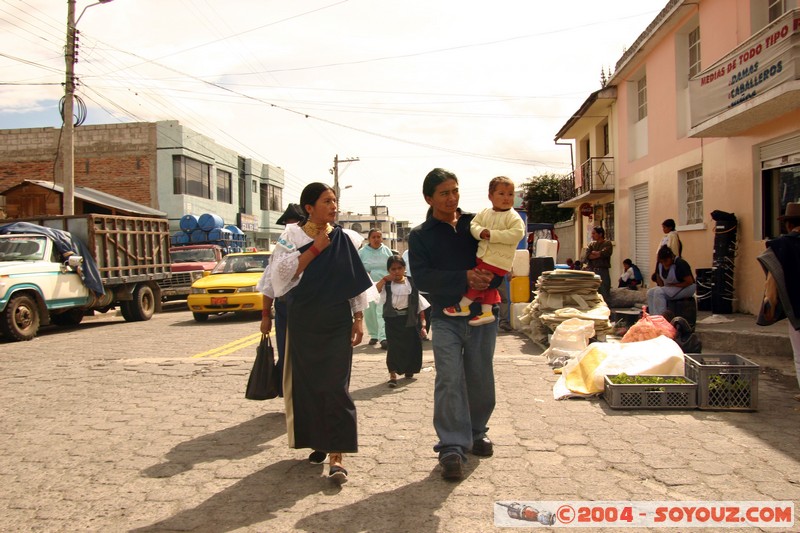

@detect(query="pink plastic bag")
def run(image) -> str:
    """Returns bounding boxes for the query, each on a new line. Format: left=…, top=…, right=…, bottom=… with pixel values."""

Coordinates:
left=621, top=308, right=677, bottom=343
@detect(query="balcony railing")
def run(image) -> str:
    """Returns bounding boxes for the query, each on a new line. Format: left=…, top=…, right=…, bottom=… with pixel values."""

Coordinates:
left=558, top=157, right=615, bottom=203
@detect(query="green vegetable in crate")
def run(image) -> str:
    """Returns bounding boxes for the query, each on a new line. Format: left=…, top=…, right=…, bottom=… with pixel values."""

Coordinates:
left=609, top=373, right=691, bottom=385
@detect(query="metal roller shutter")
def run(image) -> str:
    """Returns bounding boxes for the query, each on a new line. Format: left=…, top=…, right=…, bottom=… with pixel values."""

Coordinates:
left=633, top=185, right=649, bottom=277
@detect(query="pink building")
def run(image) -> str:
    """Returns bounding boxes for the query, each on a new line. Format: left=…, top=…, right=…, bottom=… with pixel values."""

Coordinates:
left=556, top=0, right=800, bottom=316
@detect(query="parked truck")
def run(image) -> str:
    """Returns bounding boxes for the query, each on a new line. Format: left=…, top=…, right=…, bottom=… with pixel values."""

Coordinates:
left=0, top=214, right=171, bottom=341
left=157, top=243, right=225, bottom=301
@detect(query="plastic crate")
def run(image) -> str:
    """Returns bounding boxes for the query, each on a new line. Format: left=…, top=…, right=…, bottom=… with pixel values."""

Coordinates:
left=603, top=375, right=698, bottom=410
left=684, top=353, right=758, bottom=411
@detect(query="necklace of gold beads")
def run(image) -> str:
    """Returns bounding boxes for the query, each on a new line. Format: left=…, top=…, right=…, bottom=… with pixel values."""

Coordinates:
left=302, top=221, right=333, bottom=238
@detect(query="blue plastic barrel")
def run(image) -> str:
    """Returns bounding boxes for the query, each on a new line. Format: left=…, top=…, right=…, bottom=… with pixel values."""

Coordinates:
left=172, top=231, right=191, bottom=245
left=180, top=214, right=199, bottom=232
left=208, top=227, right=232, bottom=242
left=190, top=230, right=209, bottom=243
left=225, top=224, right=243, bottom=236
left=198, top=213, right=224, bottom=232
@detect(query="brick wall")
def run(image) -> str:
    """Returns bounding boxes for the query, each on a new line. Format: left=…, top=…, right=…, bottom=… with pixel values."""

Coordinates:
left=0, top=123, right=157, bottom=209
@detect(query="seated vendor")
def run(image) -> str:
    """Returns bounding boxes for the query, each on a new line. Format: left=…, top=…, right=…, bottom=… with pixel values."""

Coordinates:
left=618, top=258, right=643, bottom=290
left=647, top=245, right=696, bottom=316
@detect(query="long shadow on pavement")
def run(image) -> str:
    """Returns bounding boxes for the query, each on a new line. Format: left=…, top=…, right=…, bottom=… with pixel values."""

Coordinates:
left=142, top=372, right=416, bottom=480
left=294, top=470, right=459, bottom=533
left=131, top=459, right=328, bottom=532
left=132, top=466, right=458, bottom=533
left=141, top=412, right=286, bottom=478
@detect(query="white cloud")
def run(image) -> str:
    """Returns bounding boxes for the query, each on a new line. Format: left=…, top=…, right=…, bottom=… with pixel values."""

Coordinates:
left=0, top=0, right=666, bottom=224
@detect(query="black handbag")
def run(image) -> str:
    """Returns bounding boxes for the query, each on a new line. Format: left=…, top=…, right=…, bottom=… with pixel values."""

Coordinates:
left=245, top=334, right=280, bottom=400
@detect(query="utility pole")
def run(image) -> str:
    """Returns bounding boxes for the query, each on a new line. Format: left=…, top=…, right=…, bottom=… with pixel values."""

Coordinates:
left=62, top=0, right=77, bottom=216
left=372, top=194, right=390, bottom=230
left=330, top=154, right=358, bottom=220
left=62, top=0, right=113, bottom=216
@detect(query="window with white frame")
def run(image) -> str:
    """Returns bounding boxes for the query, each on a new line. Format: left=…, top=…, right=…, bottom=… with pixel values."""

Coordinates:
left=683, top=166, right=704, bottom=225
left=688, top=27, right=701, bottom=78
left=768, top=0, right=788, bottom=23
left=637, top=76, right=648, bottom=121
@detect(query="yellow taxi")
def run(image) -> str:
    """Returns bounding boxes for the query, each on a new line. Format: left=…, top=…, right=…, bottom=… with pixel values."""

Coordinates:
left=187, top=251, right=270, bottom=322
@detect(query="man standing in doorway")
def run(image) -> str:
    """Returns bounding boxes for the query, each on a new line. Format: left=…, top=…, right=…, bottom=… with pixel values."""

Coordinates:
left=408, top=168, right=498, bottom=481
left=583, top=225, right=613, bottom=303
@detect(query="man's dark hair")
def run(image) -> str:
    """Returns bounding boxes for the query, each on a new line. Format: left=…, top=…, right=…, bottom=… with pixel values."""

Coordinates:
left=662, top=219, right=676, bottom=231
left=593, top=226, right=605, bottom=237
left=423, top=168, right=458, bottom=198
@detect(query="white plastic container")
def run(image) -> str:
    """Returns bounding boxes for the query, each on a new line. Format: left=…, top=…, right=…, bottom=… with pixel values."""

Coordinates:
left=511, top=249, right=530, bottom=277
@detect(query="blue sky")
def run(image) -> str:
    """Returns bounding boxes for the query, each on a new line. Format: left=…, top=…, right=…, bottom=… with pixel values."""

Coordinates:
left=1, top=0, right=668, bottom=224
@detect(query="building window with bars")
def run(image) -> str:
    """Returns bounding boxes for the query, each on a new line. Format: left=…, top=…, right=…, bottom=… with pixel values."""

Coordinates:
left=637, top=76, right=648, bottom=121
left=258, top=184, right=283, bottom=212
left=173, top=155, right=211, bottom=199
left=688, top=27, right=701, bottom=78
left=269, top=185, right=282, bottom=212
left=683, top=166, right=704, bottom=225
left=605, top=202, right=615, bottom=242
left=216, top=169, right=232, bottom=204
left=768, top=0, right=787, bottom=23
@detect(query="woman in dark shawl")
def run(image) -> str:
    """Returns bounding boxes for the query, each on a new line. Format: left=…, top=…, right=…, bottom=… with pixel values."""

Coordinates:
left=257, top=183, right=375, bottom=484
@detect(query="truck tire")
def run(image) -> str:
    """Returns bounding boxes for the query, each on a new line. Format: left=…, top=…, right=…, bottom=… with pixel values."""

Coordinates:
left=50, top=309, right=84, bottom=327
left=1, top=294, right=40, bottom=341
left=128, top=284, right=156, bottom=322
left=119, top=301, right=135, bottom=322
left=192, top=312, right=209, bottom=322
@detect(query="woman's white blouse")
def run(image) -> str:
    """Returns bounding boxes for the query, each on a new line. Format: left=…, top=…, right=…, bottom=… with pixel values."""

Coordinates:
left=256, top=224, right=377, bottom=313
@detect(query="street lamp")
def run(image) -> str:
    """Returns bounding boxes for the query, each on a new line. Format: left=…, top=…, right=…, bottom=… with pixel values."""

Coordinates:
left=62, top=0, right=113, bottom=216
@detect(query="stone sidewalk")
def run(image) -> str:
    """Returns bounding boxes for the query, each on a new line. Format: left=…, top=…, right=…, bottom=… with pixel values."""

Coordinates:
left=0, top=315, right=798, bottom=532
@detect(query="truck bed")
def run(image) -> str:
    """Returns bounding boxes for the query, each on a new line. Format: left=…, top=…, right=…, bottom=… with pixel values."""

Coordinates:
left=11, top=214, right=171, bottom=285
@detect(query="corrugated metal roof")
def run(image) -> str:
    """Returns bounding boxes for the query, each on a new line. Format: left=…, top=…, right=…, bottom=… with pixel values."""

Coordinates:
left=1, top=180, right=166, bottom=217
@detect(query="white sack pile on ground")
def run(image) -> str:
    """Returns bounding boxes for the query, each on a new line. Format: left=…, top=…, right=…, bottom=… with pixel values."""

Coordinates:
left=541, top=318, right=595, bottom=368
left=553, top=335, right=686, bottom=400
left=518, top=269, right=613, bottom=345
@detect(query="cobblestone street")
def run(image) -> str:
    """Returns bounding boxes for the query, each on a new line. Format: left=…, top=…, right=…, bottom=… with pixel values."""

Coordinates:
left=0, top=309, right=798, bottom=532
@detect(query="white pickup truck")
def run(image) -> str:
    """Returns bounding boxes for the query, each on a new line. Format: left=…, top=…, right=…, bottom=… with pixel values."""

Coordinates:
left=0, top=215, right=171, bottom=341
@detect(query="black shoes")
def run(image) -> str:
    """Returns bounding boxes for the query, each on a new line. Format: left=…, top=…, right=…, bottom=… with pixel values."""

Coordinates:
left=380, top=340, right=388, bottom=350
left=308, top=450, right=327, bottom=464
left=471, top=437, right=493, bottom=457
left=368, top=338, right=378, bottom=346
left=440, top=454, right=463, bottom=481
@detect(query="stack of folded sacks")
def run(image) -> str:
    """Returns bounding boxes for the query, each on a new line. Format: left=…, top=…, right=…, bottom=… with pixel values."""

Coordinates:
left=518, top=269, right=613, bottom=345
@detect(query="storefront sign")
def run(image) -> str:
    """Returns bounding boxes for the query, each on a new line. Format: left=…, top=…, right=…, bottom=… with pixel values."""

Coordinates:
left=237, top=213, right=258, bottom=232
left=579, top=202, right=594, bottom=217
left=689, top=11, right=800, bottom=128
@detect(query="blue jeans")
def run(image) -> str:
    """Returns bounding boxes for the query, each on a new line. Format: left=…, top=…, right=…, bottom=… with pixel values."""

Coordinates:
left=431, top=314, right=497, bottom=462
left=647, top=283, right=697, bottom=315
